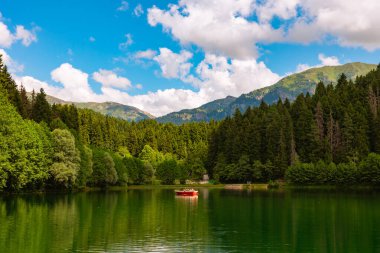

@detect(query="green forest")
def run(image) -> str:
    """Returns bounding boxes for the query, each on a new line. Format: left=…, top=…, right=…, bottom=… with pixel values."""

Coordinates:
left=1, top=54, right=380, bottom=192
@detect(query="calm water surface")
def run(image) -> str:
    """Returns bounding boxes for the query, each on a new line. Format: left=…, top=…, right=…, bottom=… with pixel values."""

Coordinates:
left=1, top=188, right=380, bottom=252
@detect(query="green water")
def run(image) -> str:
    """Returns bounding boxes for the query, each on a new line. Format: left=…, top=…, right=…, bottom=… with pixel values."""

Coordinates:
left=0, top=189, right=379, bottom=252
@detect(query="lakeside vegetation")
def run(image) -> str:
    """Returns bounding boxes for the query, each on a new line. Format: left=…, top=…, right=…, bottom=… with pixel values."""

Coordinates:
left=1, top=55, right=380, bottom=192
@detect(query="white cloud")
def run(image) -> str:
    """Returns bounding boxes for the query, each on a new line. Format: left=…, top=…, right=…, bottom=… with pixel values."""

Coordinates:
left=102, top=87, right=206, bottom=116
left=255, top=0, right=300, bottom=22
left=50, top=63, right=102, bottom=102
left=134, top=4, right=144, bottom=17
left=14, top=56, right=280, bottom=117
left=295, top=54, right=341, bottom=73
left=15, top=64, right=100, bottom=103
left=148, top=0, right=282, bottom=59
left=117, top=1, right=129, bottom=11
left=0, top=21, right=38, bottom=48
left=15, top=63, right=205, bottom=116
left=134, top=49, right=157, bottom=60
left=119, top=33, right=133, bottom=50
left=15, top=25, right=37, bottom=46
left=93, top=69, right=132, bottom=90
left=148, top=0, right=380, bottom=58
left=195, top=54, right=280, bottom=99
left=153, top=48, right=193, bottom=79
left=15, top=75, right=61, bottom=95
left=136, top=84, right=143, bottom=89
left=0, top=22, right=14, bottom=48
left=318, top=54, right=340, bottom=66
left=100, top=54, right=279, bottom=115
left=290, top=0, right=380, bottom=50
left=89, top=36, right=96, bottom=42
left=0, top=49, right=24, bottom=73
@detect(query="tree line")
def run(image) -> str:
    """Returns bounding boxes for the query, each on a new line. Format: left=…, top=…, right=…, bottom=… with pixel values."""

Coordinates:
left=0, top=56, right=216, bottom=191
left=1, top=53, right=380, bottom=191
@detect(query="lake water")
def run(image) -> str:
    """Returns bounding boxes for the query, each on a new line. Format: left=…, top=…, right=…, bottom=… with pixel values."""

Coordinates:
left=0, top=188, right=380, bottom=252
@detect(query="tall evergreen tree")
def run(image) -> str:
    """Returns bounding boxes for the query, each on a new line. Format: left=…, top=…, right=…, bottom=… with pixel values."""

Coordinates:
left=32, top=88, right=52, bottom=123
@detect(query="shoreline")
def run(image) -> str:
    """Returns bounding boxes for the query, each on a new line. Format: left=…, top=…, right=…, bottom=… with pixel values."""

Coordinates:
left=3, top=183, right=380, bottom=195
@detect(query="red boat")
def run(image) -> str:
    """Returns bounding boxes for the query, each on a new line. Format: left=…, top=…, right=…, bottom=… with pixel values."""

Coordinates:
left=175, top=189, right=198, bottom=196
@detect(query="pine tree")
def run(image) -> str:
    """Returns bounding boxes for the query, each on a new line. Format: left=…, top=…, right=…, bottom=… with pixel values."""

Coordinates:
left=0, top=59, right=22, bottom=114
left=32, top=88, right=52, bottom=123
left=19, top=84, right=31, bottom=119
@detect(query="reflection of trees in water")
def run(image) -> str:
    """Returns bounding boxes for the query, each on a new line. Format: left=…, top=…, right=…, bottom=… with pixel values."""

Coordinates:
left=3, top=190, right=379, bottom=252
left=207, top=190, right=380, bottom=252
left=0, top=190, right=211, bottom=252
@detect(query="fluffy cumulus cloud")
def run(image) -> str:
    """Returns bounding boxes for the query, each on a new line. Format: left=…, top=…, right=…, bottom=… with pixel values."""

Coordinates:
left=0, top=22, right=38, bottom=48
left=0, top=22, right=13, bottom=48
left=148, top=0, right=380, bottom=57
left=15, top=62, right=206, bottom=116
left=101, top=87, right=206, bottom=116
left=148, top=0, right=281, bottom=59
left=318, top=54, right=340, bottom=66
left=195, top=54, right=280, bottom=98
left=153, top=48, right=193, bottom=79
left=50, top=63, right=102, bottom=102
left=287, top=0, right=380, bottom=50
left=15, top=25, right=38, bottom=46
left=92, top=69, right=131, bottom=90
left=152, top=48, right=280, bottom=99
left=15, top=54, right=279, bottom=116
left=15, top=63, right=99, bottom=102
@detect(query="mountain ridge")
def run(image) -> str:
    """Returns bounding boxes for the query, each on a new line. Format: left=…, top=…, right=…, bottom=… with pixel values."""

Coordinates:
left=157, top=62, right=377, bottom=124
left=42, top=95, right=155, bottom=122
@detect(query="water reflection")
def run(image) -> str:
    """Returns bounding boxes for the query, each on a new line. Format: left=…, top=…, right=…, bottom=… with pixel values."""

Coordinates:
left=0, top=189, right=379, bottom=252
left=175, top=195, right=198, bottom=204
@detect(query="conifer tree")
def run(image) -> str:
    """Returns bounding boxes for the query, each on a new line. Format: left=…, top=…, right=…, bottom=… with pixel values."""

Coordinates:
left=32, top=88, right=52, bottom=123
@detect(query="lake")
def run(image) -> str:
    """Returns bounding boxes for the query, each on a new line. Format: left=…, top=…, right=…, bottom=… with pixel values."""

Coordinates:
left=0, top=188, right=380, bottom=252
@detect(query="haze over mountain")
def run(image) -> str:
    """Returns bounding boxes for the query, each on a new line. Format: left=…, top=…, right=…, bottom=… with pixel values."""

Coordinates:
left=157, top=62, right=377, bottom=124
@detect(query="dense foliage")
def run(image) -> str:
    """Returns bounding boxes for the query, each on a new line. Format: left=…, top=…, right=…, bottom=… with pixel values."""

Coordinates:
left=208, top=65, right=380, bottom=184
left=0, top=55, right=214, bottom=191
left=1, top=53, right=380, bottom=191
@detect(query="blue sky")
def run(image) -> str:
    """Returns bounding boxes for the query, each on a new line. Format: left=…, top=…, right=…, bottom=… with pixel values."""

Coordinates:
left=1, top=0, right=380, bottom=116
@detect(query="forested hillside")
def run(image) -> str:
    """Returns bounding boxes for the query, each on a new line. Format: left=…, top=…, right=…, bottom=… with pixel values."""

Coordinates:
left=44, top=95, right=154, bottom=122
left=208, top=65, right=380, bottom=184
left=0, top=56, right=215, bottom=191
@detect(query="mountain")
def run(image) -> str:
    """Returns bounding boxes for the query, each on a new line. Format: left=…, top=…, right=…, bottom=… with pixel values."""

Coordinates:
left=157, top=62, right=377, bottom=124
left=43, top=95, right=155, bottom=122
